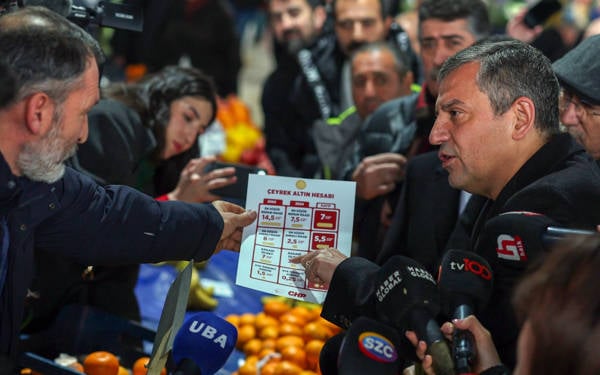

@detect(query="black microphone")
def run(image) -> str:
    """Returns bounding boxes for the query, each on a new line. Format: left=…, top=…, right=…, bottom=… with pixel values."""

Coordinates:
left=320, top=333, right=345, bottom=375
left=479, top=211, right=596, bottom=272
left=337, top=317, right=403, bottom=375
left=171, top=312, right=238, bottom=375
left=438, top=250, right=494, bottom=375
left=374, top=255, right=454, bottom=375
left=21, top=0, right=72, bottom=17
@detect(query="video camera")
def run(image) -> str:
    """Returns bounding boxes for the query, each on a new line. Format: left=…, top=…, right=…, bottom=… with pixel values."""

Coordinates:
left=0, top=0, right=143, bottom=31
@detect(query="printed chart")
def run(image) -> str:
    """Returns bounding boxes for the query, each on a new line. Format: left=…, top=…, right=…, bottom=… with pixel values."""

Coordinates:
left=236, top=175, right=356, bottom=303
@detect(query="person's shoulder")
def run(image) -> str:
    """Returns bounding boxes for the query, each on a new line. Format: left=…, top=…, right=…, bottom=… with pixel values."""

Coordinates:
left=362, top=93, right=419, bottom=133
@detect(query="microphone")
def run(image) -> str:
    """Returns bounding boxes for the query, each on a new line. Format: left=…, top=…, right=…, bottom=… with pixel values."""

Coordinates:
left=337, top=317, right=403, bottom=375
left=438, top=250, right=494, bottom=375
left=475, top=210, right=598, bottom=368
left=21, top=0, right=73, bottom=17
left=320, top=333, right=345, bottom=375
left=171, top=312, right=238, bottom=375
left=374, top=255, right=454, bottom=375
left=479, top=211, right=596, bottom=269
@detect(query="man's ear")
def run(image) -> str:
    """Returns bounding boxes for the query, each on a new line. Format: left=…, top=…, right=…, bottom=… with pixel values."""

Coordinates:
left=25, top=92, right=55, bottom=136
left=511, top=97, right=536, bottom=141
left=313, top=5, right=328, bottom=32
left=384, top=15, right=392, bottom=33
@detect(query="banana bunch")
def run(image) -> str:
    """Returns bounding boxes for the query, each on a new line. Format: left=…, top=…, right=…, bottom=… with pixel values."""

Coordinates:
left=173, top=261, right=219, bottom=311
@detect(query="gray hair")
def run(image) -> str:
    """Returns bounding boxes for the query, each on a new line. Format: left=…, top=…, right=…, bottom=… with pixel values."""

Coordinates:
left=439, top=39, right=560, bottom=136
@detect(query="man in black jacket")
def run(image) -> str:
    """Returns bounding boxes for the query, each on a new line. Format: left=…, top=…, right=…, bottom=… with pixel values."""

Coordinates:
left=0, top=7, right=256, bottom=369
left=344, top=0, right=491, bottom=260
left=263, top=0, right=418, bottom=178
left=294, top=40, right=600, bottom=370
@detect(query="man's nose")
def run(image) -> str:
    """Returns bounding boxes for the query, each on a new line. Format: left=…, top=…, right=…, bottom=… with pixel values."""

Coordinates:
left=429, top=118, right=448, bottom=145
left=560, top=102, right=580, bottom=127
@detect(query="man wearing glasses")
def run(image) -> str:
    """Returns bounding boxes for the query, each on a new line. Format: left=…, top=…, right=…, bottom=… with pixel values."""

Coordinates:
left=553, top=34, right=600, bottom=161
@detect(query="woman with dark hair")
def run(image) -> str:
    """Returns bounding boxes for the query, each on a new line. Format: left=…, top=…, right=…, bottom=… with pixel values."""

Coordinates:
left=72, top=65, right=234, bottom=199
left=22, top=66, right=236, bottom=339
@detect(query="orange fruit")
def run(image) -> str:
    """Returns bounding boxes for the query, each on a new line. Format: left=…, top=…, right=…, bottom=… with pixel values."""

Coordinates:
left=228, top=95, right=252, bottom=124
left=258, top=325, right=280, bottom=340
left=258, top=347, right=277, bottom=359
left=260, top=360, right=278, bottom=375
left=305, top=340, right=325, bottom=371
left=118, top=366, right=129, bottom=375
left=243, top=338, right=263, bottom=356
left=263, top=300, right=291, bottom=318
left=273, top=360, right=302, bottom=375
left=279, top=322, right=303, bottom=337
left=132, top=356, right=166, bottom=375
left=239, top=313, right=257, bottom=326
left=303, top=322, right=334, bottom=342
left=299, top=371, right=319, bottom=375
left=316, top=317, right=342, bottom=335
left=279, top=312, right=306, bottom=327
left=238, top=356, right=259, bottom=375
left=262, top=338, right=277, bottom=351
left=70, top=362, right=84, bottom=373
left=275, top=335, right=304, bottom=351
left=225, top=314, right=240, bottom=328
left=255, top=312, right=279, bottom=330
left=280, top=346, right=307, bottom=368
left=237, top=324, right=257, bottom=349
left=288, top=306, right=313, bottom=322
left=83, top=351, right=120, bottom=375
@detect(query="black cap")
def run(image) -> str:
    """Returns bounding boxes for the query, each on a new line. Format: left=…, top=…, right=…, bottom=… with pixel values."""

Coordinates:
left=553, top=34, right=600, bottom=105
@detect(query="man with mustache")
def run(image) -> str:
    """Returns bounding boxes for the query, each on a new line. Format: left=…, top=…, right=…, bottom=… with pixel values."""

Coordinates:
left=262, top=0, right=418, bottom=178
left=342, top=0, right=490, bottom=260
left=313, top=41, right=415, bottom=180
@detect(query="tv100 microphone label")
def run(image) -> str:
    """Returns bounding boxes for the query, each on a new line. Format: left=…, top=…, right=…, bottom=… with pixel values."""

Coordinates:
left=237, top=175, right=356, bottom=304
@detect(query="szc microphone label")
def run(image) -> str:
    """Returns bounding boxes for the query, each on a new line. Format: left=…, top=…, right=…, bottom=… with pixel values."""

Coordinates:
left=357, top=332, right=398, bottom=363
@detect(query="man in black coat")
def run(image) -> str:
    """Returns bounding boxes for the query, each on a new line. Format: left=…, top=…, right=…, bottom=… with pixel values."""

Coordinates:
left=293, top=40, right=600, bottom=371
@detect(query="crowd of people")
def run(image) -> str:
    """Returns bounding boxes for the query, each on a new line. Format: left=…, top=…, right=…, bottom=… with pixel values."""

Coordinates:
left=2, top=0, right=600, bottom=374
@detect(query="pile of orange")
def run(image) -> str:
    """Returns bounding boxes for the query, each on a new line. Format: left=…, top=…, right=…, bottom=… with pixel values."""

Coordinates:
left=226, top=299, right=343, bottom=375
left=215, top=95, right=275, bottom=175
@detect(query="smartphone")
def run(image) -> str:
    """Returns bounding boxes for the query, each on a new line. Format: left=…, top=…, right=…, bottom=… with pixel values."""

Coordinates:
left=523, top=0, right=562, bottom=29
left=204, top=161, right=267, bottom=201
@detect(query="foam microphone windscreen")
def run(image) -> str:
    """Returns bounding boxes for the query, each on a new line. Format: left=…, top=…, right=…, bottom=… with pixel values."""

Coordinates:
left=438, top=249, right=494, bottom=319
left=172, top=312, right=238, bottom=375
left=374, top=255, right=440, bottom=331
left=320, top=333, right=345, bottom=375
left=480, top=211, right=560, bottom=262
left=337, top=317, right=402, bottom=375
left=374, top=256, right=454, bottom=375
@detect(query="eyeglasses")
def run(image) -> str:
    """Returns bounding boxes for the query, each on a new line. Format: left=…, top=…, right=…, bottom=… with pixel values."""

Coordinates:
left=559, top=89, right=600, bottom=117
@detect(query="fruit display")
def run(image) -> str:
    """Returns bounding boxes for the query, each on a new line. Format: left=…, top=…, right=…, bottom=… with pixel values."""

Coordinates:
left=227, top=297, right=343, bottom=375
left=21, top=353, right=167, bottom=375
left=216, top=95, right=275, bottom=175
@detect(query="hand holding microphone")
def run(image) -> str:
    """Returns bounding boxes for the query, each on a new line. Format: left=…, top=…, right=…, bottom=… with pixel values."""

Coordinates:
left=438, top=250, right=494, bottom=374
left=374, top=256, right=454, bottom=375
left=171, top=312, right=238, bottom=375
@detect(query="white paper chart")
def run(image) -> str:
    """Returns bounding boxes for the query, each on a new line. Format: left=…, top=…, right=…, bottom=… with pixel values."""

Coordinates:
left=236, top=175, right=356, bottom=304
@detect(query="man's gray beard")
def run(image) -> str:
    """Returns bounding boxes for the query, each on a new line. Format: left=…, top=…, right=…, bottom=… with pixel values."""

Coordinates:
left=17, top=121, right=77, bottom=183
